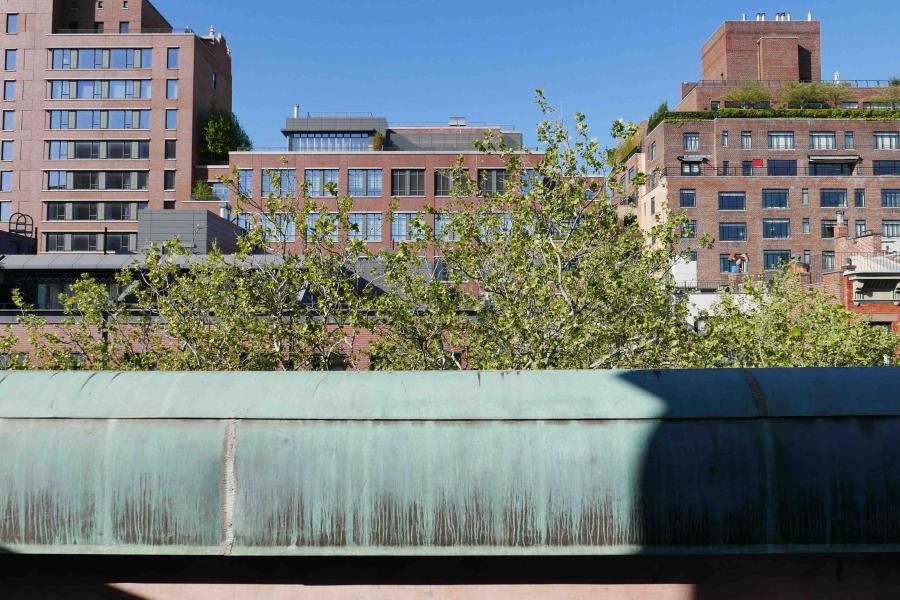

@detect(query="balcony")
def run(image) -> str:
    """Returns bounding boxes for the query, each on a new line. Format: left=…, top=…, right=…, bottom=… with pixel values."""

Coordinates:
left=657, top=165, right=898, bottom=178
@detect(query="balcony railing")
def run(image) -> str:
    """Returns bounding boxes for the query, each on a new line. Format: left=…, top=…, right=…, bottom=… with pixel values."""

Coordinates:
left=683, top=79, right=895, bottom=95
left=658, top=166, right=900, bottom=178
left=53, top=27, right=192, bottom=34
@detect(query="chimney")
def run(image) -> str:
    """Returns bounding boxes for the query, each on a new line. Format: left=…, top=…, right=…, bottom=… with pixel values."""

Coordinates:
left=834, top=210, right=850, bottom=240
left=209, top=25, right=216, bottom=37
left=807, top=10, right=813, bottom=21
left=741, top=13, right=747, bottom=21
left=786, top=12, right=791, bottom=21
left=293, top=104, right=300, bottom=119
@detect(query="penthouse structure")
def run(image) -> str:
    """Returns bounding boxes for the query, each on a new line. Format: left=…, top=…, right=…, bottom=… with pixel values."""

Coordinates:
left=0, top=0, right=231, bottom=253
left=623, top=12, right=900, bottom=287
left=196, top=111, right=535, bottom=256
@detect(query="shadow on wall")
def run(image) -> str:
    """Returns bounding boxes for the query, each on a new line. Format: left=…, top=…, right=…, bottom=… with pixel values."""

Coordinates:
left=627, top=368, right=900, bottom=599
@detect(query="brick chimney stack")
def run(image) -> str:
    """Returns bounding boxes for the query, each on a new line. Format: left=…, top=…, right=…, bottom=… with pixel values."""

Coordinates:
left=834, top=211, right=850, bottom=240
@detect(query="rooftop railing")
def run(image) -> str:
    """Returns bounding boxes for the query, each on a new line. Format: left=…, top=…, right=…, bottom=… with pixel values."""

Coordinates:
left=52, top=27, right=193, bottom=34
left=682, top=79, right=896, bottom=95
left=654, top=166, right=900, bottom=178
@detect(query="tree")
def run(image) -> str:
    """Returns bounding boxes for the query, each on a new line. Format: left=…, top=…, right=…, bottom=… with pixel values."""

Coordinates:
left=778, top=81, right=832, bottom=108
left=3, top=92, right=897, bottom=372
left=688, top=269, right=899, bottom=368
left=869, top=86, right=900, bottom=109
left=722, top=80, right=772, bottom=108
left=369, top=91, right=695, bottom=370
left=820, top=82, right=854, bottom=108
left=201, top=105, right=252, bottom=163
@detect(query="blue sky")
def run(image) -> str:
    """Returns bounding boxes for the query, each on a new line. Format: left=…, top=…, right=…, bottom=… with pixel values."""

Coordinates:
left=155, top=1, right=900, bottom=148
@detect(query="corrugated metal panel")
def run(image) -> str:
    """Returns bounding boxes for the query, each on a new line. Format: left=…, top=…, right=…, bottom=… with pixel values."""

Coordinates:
left=0, top=369, right=899, bottom=555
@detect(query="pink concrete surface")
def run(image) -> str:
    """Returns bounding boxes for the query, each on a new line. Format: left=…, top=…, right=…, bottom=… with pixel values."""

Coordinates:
left=110, top=583, right=696, bottom=600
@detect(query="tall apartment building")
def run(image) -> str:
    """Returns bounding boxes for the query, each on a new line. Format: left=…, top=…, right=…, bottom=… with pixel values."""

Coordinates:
left=623, top=13, right=900, bottom=286
left=0, top=0, right=231, bottom=253
left=196, top=112, right=536, bottom=256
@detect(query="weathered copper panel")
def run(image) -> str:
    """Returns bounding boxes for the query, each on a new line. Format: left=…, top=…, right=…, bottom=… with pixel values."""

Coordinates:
left=0, top=369, right=899, bottom=555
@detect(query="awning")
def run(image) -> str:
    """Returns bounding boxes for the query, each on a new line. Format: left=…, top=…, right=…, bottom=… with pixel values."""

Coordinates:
left=809, top=155, right=861, bottom=162
left=678, top=155, right=709, bottom=162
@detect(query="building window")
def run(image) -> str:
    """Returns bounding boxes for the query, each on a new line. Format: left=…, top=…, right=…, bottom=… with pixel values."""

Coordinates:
left=721, top=130, right=729, bottom=147
left=856, top=220, right=867, bottom=237
left=237, top=169, right=253, bottom=196
left=167, top=48, right=179, bottom=69
left=6, top=14, right=18, bottom=34
left=763, top=250, right=791, bottom=270
left=683, top=133, right=699, bottom=151
left=763, top=218, right=790, bottom=239
left=0, top=200, right=10, bottom=221
left=478, top=169, right=507, bottom=195
left=739, top=160, right=751, bottom=176
left=767, top=131, right=795, bottom=150
left=165, top=109, right=177, bottom=129
left=0, top=170, right=11, bottom=191
left=391, top=212, right=421, bottom=241
left=51, top=48, right=151, bottom=70
left=287, top=132, right=371, bottom=152
left=802, top=188, right=809, bottom=206
left=718, top=192, right=746, bottom=211
left=809, top=132, right=836, bottom=150
left=304, top=169, right=339, bottom=197
left=163, top=170, right=175, bottom=190
left=262, top=213, right=296, bottom=242
left=305, top=213, right=338, bottom=242
left=4, top=49, right=15, bottom=71
left=118, top=22, right=129, bottom=34
left=348, top=212, right=382, bottom=242
left=680, top=162, right=701, bottom=176
left=855, top=188, right=866, bottom=208
left=166, top=79, right=178, bottom=99
left=720, top=254, right=747, bottom=274
left=821, top=219, right=837, bottom=239
left=650, top=141, right=656, bottom=160
left=719, top=222, right=747, bottom=241
left=210, top=182, right=228, bottom=201
left=767, top=159, right=797, bottom=176
left=711, top=101, right=720, bottom=112
left=762, top=189, right=789, bottom=208
left=874, top=160, right=900, bottom=176
left=883, top=220, right=900, bottom=238
left=740, top=131, right=752, bottom=149
left=435, top=212, right=461, bottom=242
left=844, top=132, right=855, bottom=149
left=50, top=79, right=152, bottom=100
left=262, top=168, right=297, bottom=196
left=822, top=252, right=836, bottom=272
left=802, top=217, right=810, bottom=234
left=391, top=169, right=425, bottom=196
left=0, top=139, right=11, bottom=161
left=721, top=161, right=730, bottom=176
left=212, top=72, right=218, bottom=89
left=820, top=189, right=847, bottom=208
left=874, top=132, right=900, bottom=150
left=883, top=189, right=900, bottom=208
left=809, top=162, right=853, bottom=176
left=803, top=249, right=811, bottom=265
left=49, top=109, right=150, bottom=130
left=164, top=139, right=176, bottom=159
left=2, top=110, right=12, bottom=130
left=679, top=189, right=696, bottom=208
left=434, top=169, right=468, bottom=196
left=3, top=80, right=14, bottom=100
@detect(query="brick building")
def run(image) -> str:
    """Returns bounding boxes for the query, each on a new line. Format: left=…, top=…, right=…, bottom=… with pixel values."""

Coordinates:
left=194, top=112, right=536, bottom=257
left=623, top=13, right=900, bottom=287
left=0, top=0, right=232, bottom=253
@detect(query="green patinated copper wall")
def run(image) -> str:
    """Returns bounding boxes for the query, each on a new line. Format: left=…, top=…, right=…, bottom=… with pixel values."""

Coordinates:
left=0, top=369, right=899, bottom=555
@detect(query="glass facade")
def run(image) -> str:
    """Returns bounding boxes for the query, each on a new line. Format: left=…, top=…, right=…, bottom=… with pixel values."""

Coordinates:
left=49, top=110, right=150, bottom=130
left=287, top=132, right=371, bottom=152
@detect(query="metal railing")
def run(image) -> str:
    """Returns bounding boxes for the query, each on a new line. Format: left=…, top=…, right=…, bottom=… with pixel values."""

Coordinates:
left=658, top=166, right=900, bottom=177
left=682, top=79, right=896, bottom=96
left=805, top=251, right=900, bottom=283
left=53, top=27, right=192, bottom=34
